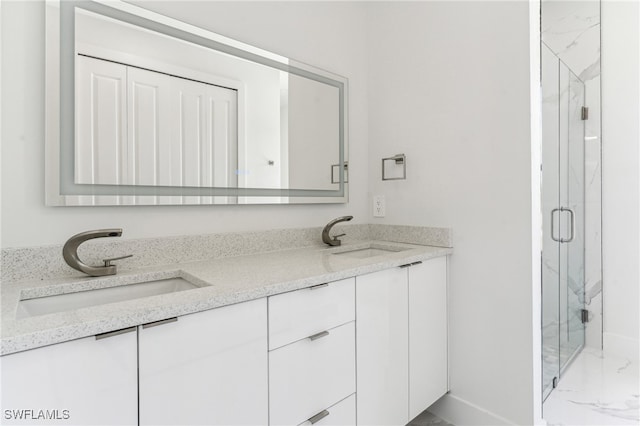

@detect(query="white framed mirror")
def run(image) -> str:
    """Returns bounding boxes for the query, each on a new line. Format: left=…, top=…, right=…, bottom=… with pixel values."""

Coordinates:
left=45, top=0, right=348, bottom=206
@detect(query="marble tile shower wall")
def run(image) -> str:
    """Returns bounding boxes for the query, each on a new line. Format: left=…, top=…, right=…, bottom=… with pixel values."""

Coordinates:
left=0, top=224, right=453, bottom=284
left=542, top=0, right=603, bottom=349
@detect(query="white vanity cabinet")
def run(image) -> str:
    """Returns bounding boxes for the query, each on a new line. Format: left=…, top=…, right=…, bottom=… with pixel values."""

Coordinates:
left=356, top=257, right=448, bottom=425
left=0, top=298, right=268, bottom=426
left=0, top=328, right=138, bottom=425
left=138, top=298, right=268, bottom=426
left=1, top=252, right=448, bottom=426
left=408, top=256, right=448, bottom=420
left=356, top=267, right=410, bottom=426
left=268, top=278, right=356, bottom=426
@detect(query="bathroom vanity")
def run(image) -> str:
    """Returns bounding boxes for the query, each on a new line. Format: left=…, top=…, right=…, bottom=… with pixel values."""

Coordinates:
left=1, top=240, right=450, bottom=426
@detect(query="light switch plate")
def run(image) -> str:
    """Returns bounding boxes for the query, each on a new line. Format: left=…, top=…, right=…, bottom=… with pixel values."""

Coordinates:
left=373, top=195, right=386, bottom=217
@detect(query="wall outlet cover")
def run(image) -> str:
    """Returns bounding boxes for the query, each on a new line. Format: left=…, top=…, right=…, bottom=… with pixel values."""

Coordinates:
left=373, top=195, right=386, bottom=217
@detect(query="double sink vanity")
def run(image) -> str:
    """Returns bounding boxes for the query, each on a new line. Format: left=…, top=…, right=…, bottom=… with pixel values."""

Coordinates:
left=1, top=227, right=451, bottom=426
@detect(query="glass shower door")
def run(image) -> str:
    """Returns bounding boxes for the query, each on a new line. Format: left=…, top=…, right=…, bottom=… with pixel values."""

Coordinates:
left=542, top=45, right=561, bottom=400
left=561, top=68, right=586, bottom=368
left=541, top=45, right=586, bottom=400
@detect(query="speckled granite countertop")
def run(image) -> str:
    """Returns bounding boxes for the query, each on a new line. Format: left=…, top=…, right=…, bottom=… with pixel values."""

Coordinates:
left=1, top=240, right=451, bottom=356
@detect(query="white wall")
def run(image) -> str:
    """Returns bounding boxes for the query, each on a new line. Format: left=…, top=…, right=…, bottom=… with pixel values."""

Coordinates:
left=0, top=1, right=369, bottom=248
left=601, top=1, right=640, bottom=360
left=366, top=2, right=539, bottom=424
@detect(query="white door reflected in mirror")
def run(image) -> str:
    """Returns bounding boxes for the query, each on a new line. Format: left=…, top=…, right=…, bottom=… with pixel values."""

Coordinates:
left=59, top=6, right=346, bottom=206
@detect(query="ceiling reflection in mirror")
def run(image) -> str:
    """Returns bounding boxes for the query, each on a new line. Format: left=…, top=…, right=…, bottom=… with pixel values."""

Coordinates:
left=47, top=0, right=348, bottom=205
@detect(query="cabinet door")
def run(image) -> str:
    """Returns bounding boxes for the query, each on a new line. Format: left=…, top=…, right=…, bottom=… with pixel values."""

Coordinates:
left=356, top=267, right=409, bottom=426
left=408, top=257, right=448, bottom=420
left=0, top=329, right=137, bottom=425
left=139, top=298, right=268, bottom=425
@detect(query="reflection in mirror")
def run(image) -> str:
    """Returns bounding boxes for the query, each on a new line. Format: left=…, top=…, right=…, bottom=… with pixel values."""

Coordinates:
left=46, top=0, right=348, bottom=205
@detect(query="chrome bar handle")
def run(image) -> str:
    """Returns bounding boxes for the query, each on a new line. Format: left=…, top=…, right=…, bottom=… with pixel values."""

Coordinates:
left=308, top=330, right=330, bottom=341
left=310, top=283, right=329, bottom=290
left=308, top=410, right=330, bottom=424
left=142, top=317, right=178, bottom=329
left=550, top=208, right=561, bottom=242
left=561, top=208, right=575, bottom=243
left=96, top=326, right=136, bottom=340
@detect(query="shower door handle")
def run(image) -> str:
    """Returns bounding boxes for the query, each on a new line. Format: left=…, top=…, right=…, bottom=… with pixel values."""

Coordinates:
left=550, top=208, right=561, bottom=242
left=551, top=207, right=575, bottom=243
left=561, top=208, right=575, bottom=243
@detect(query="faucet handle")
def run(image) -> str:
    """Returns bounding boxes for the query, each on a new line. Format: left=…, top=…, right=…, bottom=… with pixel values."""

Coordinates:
left=103, top=254, right=133, bottom=267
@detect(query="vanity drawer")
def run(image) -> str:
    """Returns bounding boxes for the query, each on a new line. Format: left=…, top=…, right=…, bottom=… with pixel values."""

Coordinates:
left=268, top=277, right=354, bottom=350
left=269, top=322, right=355, bottom=426
left=297, top=394, right=356, bottom=426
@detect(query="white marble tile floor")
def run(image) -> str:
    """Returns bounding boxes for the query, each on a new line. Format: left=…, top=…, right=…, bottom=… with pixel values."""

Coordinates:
left=544, top=347, right=640, bottom=426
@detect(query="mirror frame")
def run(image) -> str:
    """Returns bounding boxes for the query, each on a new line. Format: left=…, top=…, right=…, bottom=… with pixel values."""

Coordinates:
left=45, top=0, right=349, bottom=206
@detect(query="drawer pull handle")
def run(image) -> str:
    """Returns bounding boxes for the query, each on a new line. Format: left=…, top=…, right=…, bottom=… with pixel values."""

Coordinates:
left=95, top=326, right=136, bottom=340
left=309, top=283, right=329, bottom=290
left=142, top=317, right=178, bottom=329
left=308, top=330, right=330, bottom=341
left=400, top=261, right=423, bottom=269
left=308, top=409, right=330, bottom=424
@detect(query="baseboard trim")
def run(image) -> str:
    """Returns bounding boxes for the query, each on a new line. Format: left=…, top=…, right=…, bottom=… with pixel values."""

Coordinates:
left=427, top=393, right=517, bottom=426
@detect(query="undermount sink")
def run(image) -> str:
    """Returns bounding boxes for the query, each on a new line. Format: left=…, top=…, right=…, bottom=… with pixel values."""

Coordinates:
left=16, top=277, right=203, bottom=319
left=331, top=244, right=410, bottom=259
